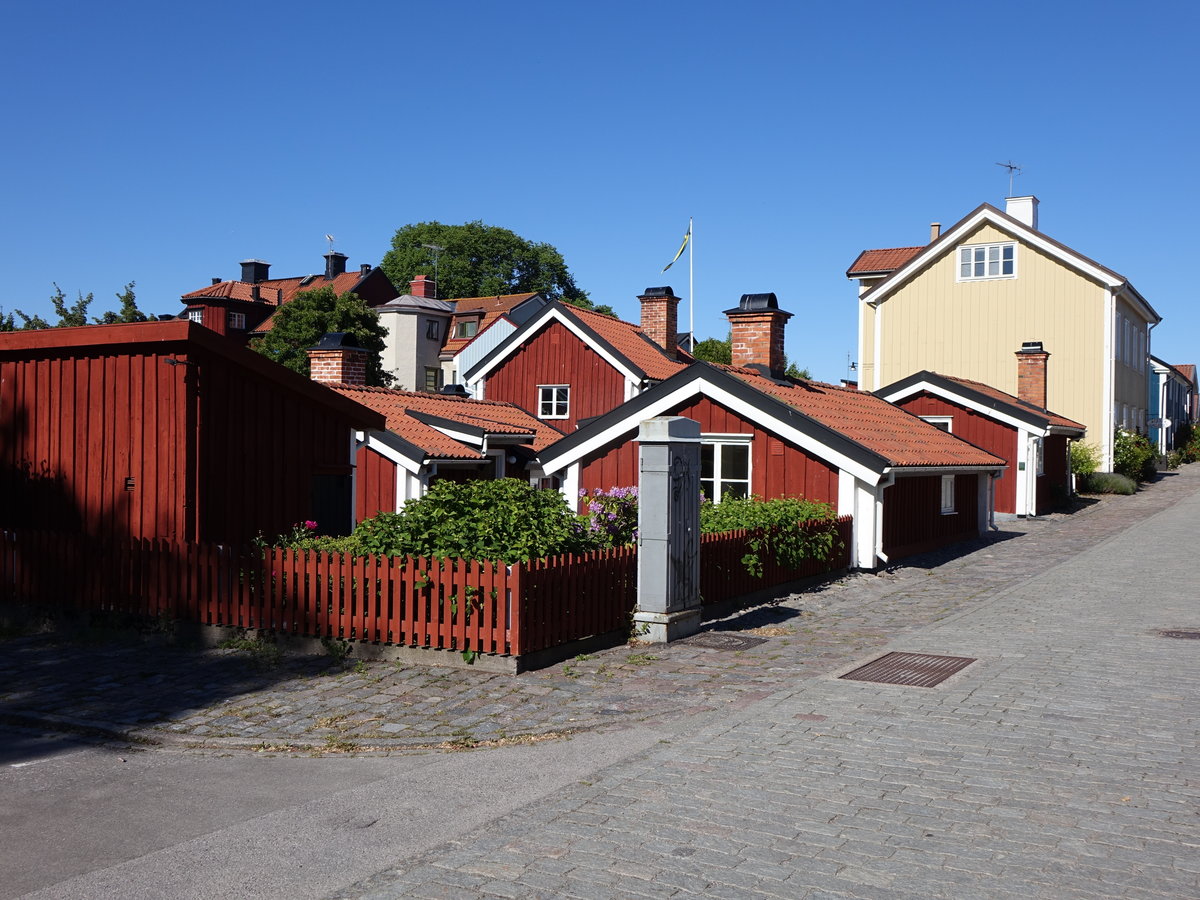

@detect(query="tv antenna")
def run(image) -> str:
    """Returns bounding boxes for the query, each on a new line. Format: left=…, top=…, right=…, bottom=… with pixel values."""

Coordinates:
left=995, top=161, right=1022, bottom=198
left=325, top=233, right=336, bottom=253
left=422, top=243, right=445, bottom=299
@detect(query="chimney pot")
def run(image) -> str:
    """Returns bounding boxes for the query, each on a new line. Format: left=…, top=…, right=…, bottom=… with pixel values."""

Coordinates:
left=211, top=277, right=222, bottom=285
left=240, top=259, right=270, bottom=284
left=724, top=292, right=793, bottom=377
left=410, top=275, right=436, bottom=299
left=360, top=264, right=371, bottom=277
left=324, top=251, right=349, bottom=280
left=930, top=222, right=941, bottom=242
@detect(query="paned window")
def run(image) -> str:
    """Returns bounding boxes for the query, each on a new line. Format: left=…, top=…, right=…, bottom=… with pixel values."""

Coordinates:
left=424, top=367, right=441, bottom=392
left=186, top=308, right=203, bottom=324
left=455, top=320, right=479, bottom=339
left=957, top=242, right=1015, bottom=280
left=920, top=416, right=953, bottom=433
left=538, top=385, right=569, bottom=419
left=227, top=311, right=246, bottom=330
left=426, top=320, right=440, bottom=341
left=940, top=475, right=956, bottom=514
left=701, top=438, right=751, bottom=501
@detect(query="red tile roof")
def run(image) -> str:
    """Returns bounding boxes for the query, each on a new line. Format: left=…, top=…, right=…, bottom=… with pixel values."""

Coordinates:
left=442, top=293, right=540, bottom=356
left=327, top=384, right=565, bottom=459
left=181, top=282, right=285, bottom=304
left=726, top=368, right=1005, bottom=468
left=934, top=374, right=1085, bottom=432
left=1174, top=364, right=1196, bottom=386
left=846, top=246, right=924, bottom=277
left=568, top=305, right=689, bottom=382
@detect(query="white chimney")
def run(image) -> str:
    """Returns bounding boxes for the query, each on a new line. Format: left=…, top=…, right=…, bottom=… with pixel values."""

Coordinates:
left=1005, top=195, right=1039, bottom=230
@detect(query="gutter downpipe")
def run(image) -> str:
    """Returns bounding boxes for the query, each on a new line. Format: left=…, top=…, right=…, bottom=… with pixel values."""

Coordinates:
left=873, top=470, right=897, bottom=566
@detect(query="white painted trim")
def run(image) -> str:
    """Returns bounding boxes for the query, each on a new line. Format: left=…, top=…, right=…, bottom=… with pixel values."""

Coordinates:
left=426, top=423, right=486, bottom=447
left=465, top=306, right=643, bottom=386
left=865, top=206, right=1124, bottom=306
left=561, top=463, right=580, bottom=512
left=872, top=299, right=882, bottom=390
left=364, top=432, right=424, bottom=475
left=1102, top=287, right=1115, bottom=468
left=954, top=240, right=1017, bottom=283
left=919, top=415, right=954, bottom=433
left=880, top=379, right=1050, bottom=435
left=856, top=298, right=866, bottom=392
left=539, top=377, right=883, bottom=485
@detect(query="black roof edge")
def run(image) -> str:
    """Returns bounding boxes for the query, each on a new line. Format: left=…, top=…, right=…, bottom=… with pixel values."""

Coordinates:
left=406, top=409, right=487, bottom=440
left=461, top=300, right=648, bottom=383
left=367, top=427, right=427, bottom=462
left=876, top=370, right=1053, bottom=432
left=540, top=361, right=889, bottom=473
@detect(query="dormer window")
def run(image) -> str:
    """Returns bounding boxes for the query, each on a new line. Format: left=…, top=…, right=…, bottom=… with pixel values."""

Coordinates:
left=187, top=308, right=203, bottom=324
left=228, top=311, right=246, bottom=330
left=958, top=242, right=1015, bottom=281
left=455, top=319, right=479, bottom=339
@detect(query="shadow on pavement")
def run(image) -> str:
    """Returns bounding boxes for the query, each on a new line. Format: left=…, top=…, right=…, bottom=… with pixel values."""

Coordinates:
left=0, top=632, right=335, bottom=765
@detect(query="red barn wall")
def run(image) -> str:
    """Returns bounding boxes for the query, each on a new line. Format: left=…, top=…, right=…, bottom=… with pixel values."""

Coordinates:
left=578, top=396, right=839, bottom=508
left=1, top=347, right=191, bottom=540
left=485, top=321, right=625, bottom=432
left=894, top=393, right=1018, bottom=513
left=882, top=473, right=979, bottom=560
left=355, top=446, right=397, bottom=521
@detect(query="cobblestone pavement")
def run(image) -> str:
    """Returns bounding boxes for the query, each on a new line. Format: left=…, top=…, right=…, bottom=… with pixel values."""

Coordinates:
left=2, top=469, right=1198, bottom=762
left=329, top=466, right=1200, bottom=899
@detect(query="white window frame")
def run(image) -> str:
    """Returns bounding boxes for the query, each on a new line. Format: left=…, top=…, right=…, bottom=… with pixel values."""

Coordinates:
left=940, top=474, right=956, bottom=514
left=956, top=242, right=1016, bottom=282
left=538, top=385, right=570, bottom=419
left=186, top=308, right=203, bottom=324
left=700, top=433, right=752, bottom=503
left=227, top=311, right=246, bottom=330
left=920, top=415, right=954, bottom=433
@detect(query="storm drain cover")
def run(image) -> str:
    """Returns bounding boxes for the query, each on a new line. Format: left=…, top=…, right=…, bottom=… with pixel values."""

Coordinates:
left=680, top=632, right=767, bottom=651
left=839, top=652, right=976, bottom=687
left=1158, top=630, right=1200, bottom=640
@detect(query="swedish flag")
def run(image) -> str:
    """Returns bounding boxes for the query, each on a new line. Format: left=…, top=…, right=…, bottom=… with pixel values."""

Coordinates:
left=662, top=223, right=691, bottom=273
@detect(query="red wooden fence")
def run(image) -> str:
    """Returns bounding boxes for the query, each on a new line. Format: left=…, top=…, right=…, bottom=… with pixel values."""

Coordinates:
left=0, top=518, right=850, bottom=661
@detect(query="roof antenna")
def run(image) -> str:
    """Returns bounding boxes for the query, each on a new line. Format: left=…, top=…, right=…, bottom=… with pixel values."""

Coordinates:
left=325, top=233, right=336, bottom=253
left=995, top=161, right=1022, bottom=198
left=422, top=243, right=445, bottom=299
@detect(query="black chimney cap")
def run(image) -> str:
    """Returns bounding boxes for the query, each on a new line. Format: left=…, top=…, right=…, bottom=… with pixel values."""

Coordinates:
left=309, top=332, right=362, bottom=351
left=724, top=292, right=792, bottom=318
left=440, top=384, right=471, bottom=398
left=1019, top=341, right=1046, bottom=353
left=640, top=286, right=676, bottom=298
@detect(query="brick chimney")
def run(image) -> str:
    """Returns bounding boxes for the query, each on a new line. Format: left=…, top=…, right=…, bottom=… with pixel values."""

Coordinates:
left=1015, top=341, right=1050, bottom=409
left=240, top=259, right=271, bottom=283
left=324, top=252, right=349, bottom=279
left=410, top=276, right=437, bottom=299
left=307, top=333, right=369, bottom=386
left=638, top=286, right=681, bottom=357
left=725, top=293, right=793, bottom=377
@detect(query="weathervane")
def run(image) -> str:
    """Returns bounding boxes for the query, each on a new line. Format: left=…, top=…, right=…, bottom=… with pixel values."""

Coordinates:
left=995, top=161, right=1022, bottom=198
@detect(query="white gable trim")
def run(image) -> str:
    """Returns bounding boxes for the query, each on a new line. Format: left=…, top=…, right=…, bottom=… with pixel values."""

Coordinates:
left=878, top=379, right=1049, bottom=436
left=463, top=306, right=643, bottom=386
left=362, top=431, right=424, bottom=475
left=865, top=206, right=1124, bottom=306
left=539, top=377, right=884, bottom=486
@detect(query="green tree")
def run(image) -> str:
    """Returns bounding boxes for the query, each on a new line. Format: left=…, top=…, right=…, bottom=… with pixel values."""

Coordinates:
left=381, top=220, right=614, bottom=315
left=93, top=282, right=149, bottom=324
left=0, top=309, right=14, bottom=332
left=690, top=332, right=810, bottom=379
left=249, top=285, right=392, bottom=386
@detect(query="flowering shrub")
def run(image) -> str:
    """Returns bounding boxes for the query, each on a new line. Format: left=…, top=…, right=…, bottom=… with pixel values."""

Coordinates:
left=1113, top=428, right=1156, bottom=483
left=1069, top=441, right=1101, bottom=477
left=575, top=487, right=638, bottom=547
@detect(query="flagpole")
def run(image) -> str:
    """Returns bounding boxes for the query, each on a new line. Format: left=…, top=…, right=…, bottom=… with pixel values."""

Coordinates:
left=688, top=216, right=694, bottom=351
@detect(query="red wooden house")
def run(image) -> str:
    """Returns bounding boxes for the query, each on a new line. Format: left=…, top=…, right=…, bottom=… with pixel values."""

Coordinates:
left=463, top=287, right=1005, bottom=568
left=303, top=334, right=564, bottom=519
left=876, top=350, right=1085, bottom=517
left=0, top=321, right=384, bottom=544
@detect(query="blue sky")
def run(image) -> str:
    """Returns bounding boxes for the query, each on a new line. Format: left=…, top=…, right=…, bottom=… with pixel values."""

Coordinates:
left=3, top=0, right=1196, bottom=382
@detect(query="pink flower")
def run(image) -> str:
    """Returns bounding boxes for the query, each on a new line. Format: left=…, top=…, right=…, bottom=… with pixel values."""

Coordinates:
left=303, top=520, right=318, bottom=530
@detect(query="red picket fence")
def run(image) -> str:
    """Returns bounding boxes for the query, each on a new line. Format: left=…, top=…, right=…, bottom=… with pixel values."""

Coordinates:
left=700, top=516, right=852, bottom=604
left=0, top=519, right=850, bottom=661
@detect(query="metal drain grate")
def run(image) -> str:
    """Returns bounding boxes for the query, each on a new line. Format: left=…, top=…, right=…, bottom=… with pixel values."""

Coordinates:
left=839, top=651, right=976, bottom=687
left=1158, top=630, right=1200, bottom=640
left=679, top=632, right=768, bottom=651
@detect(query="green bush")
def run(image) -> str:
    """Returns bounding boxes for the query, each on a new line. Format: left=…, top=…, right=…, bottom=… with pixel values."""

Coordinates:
left=1167, top=450, right=1184, bottom=470
left=1069, top=441, right=1101, bottom=476
left=1079, top=472, right=1137, bottom=495
left=700, top=495, right=839, bottom=577
left=351, top=479, right=590, bottom=563
left=1177, top=422, right=1200, bottom=463
left=1113, top=428, right=1156, bottom=483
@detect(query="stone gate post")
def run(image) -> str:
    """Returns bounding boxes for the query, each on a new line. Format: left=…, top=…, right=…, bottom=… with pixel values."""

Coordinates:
left=633, top=416, right=702, bottom=642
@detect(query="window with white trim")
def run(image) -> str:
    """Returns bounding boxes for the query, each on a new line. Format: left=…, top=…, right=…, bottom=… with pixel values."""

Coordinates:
left=186, top=308, right=203, bottom=324
left=920, top=415, right=953, bottom=433
left=701, top=436, right=751, bottom=502
left=957, top=242, right=1015, bottom=281
left=227, top=311, right=246, bottom=330
left=538, top=385, right=569, bottom=419
left=940, top=475, right=956, bottom=514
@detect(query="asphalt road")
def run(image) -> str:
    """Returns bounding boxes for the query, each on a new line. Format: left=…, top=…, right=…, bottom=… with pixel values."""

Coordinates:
left=0, top=724, right=664, bottom=899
